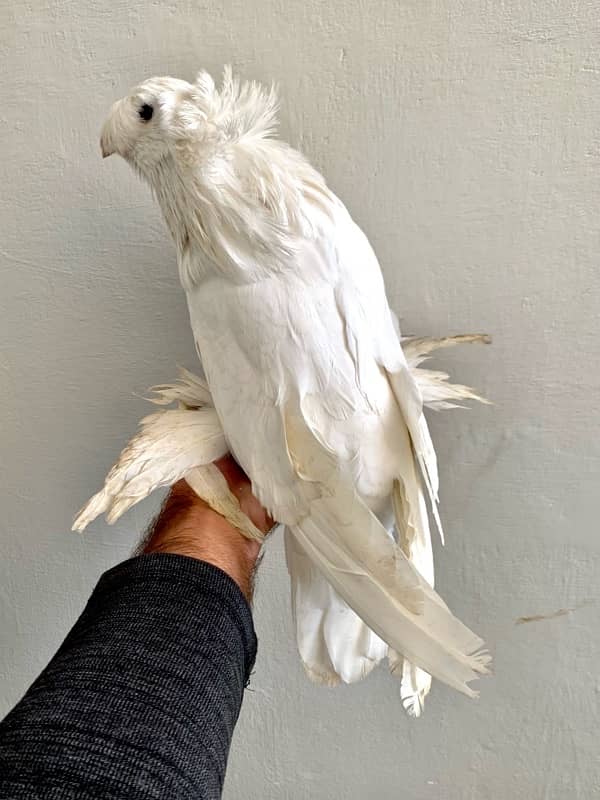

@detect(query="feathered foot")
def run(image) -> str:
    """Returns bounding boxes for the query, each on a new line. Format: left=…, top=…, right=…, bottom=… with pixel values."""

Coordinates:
left=73, top=369, right=264, bottom=541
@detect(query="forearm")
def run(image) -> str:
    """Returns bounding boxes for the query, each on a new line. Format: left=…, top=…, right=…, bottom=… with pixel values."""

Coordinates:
left=0, top=463, right=269, bottom=799
left=0, top=554, right=256, bottom=799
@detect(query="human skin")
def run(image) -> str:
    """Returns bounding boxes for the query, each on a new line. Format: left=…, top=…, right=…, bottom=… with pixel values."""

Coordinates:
left=143, top=455, right=273, bottom=600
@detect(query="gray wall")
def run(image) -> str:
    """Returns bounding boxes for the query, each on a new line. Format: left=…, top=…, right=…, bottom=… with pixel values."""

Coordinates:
left=2, top=2, right=599, bottom=798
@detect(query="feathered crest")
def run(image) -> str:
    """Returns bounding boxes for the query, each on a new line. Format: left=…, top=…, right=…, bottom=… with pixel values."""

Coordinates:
left=154, top=67, right=332, bottom=288
left=195, top=66, right=280, bottom=142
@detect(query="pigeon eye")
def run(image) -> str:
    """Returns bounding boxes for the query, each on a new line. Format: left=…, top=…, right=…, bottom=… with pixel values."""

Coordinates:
left=138, top=104, right=154, bottom=121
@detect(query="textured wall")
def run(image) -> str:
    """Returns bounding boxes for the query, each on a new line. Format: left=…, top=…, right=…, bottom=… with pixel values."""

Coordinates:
left=2, top=2, right=599, bottom=798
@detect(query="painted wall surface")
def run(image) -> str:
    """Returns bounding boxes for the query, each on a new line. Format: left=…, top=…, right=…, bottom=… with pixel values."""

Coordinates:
left=1, top=2, right=599, bottom=797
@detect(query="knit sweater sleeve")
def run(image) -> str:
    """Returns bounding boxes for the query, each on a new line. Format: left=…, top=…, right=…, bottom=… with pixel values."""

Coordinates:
left=0, top=553, right=257, bottom=799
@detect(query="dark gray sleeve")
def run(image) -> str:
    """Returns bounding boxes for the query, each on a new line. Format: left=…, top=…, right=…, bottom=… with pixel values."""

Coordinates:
left=0, top=553, right=257, bottom=799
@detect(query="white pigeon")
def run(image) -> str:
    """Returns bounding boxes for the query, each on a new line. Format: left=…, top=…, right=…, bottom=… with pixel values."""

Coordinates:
left=81, top=67, right=491, bottom=714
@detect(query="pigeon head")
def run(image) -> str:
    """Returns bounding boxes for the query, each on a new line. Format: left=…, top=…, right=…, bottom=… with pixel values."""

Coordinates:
left=100, top=68, right=280, bottom=182
left=100, top=73, right=217, bottom=178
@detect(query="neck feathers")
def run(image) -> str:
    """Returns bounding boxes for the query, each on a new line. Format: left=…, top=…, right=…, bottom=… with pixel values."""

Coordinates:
left=151, top=68, right=336, bottom=288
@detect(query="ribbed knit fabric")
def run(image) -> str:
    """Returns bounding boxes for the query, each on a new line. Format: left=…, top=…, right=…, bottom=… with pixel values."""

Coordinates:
left=0, top=554, right=257, bottom=799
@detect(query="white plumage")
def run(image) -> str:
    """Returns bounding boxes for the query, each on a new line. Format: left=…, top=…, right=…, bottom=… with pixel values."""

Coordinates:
left=83, top=68, right=491, bottom=714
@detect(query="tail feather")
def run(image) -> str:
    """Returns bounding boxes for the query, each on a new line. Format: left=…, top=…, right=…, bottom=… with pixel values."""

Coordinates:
left=388, top=362, right=445, bottom=544
left=290, top=471, right=489, bottom=698
left=391, top=654, right=432, bottom=718
left=392, top=477, right=435, bottom=715
left=285, top=527, right=387, bottom=686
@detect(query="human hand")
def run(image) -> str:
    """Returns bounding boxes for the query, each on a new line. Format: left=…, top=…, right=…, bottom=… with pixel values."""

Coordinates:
left=143, top=455, right=273, bottom=600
